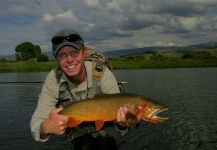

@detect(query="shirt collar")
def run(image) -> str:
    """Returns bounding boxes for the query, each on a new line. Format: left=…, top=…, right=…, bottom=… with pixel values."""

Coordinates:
left=59, top=61, right=93, bottom=89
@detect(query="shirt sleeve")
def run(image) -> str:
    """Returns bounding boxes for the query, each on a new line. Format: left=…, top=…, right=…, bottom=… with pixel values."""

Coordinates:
left=30, top=70, right=59, bottom=142
left=100, top=67, right=129, bottom=135
left=100, top=67, right=120, bottom=94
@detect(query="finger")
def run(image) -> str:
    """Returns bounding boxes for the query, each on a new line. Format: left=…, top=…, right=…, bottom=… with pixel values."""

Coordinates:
left=58, top=119, right=68, bottom=127
left=120, top=107, right=126, bottom=123
left=58, top=126, right=67, bottom=135
left=122, top=107, right=128, bottom=114
left=116, top=108, right=122, bottom=122
left=54, top=107, right=63, bottom=114
left=59, top=125, right=67, bottom=131
left=50, top=108, right=63, bottom=115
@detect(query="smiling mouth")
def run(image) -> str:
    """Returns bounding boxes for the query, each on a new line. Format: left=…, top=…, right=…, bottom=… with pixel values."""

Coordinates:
left=66, top=64, right=76, bottom=69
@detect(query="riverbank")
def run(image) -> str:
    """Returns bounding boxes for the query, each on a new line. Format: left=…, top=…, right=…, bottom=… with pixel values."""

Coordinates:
left=0, top=61, right=57, bottom=72
left=109, top=57, right=217, bottom=69
left=0, top=58, right=217, bottom=72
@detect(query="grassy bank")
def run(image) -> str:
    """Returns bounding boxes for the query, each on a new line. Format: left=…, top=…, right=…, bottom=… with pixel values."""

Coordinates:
left=0, top=61, right=57, bottom=72
left=0, top=58, right=217, bottom=73
left=109, top=58, right=217, bottom=69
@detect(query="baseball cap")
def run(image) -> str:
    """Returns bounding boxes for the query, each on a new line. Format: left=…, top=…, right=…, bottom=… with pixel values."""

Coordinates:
left=51, top=29, right=84, bottom=56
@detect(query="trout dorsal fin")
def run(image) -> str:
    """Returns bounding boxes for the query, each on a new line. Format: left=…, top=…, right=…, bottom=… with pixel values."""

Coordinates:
left=95, top=120, right=104, bottom=131
left=67, top=117, right=83, bottom=127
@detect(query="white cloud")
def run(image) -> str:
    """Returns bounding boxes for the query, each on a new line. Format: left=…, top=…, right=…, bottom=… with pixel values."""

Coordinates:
left=41, top=10, right=87, bottom=35
left=0, top=0, right=217, bottom=55
left=178, top=16, right=204, bottom=30
left=106, top=0, right=121, bottom=12
left=42, top=10, right=80, bottom=23
left=84, top=0, right=100, bottom=7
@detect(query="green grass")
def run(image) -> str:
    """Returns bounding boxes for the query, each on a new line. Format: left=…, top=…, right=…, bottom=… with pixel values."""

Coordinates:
left=0, top=57, right=217, bottom=73
left=0, top=61, right=57, bottom=72
left=109, top=58, right=217, bottom=69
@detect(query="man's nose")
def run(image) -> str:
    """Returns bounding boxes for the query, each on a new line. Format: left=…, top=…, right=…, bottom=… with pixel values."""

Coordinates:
left=66, top=54, right=74, bottom=62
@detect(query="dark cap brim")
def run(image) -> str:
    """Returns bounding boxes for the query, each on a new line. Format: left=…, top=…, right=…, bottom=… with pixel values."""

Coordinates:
left=53, top=41, right=83, bottom=56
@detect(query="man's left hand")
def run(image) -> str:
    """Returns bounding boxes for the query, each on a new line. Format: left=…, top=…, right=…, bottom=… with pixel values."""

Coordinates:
left=115, top=106, right=141, bottom=127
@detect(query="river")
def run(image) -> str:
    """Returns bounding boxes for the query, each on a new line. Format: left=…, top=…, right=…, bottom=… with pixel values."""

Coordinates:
left=0, top=68, right=217, bottom=150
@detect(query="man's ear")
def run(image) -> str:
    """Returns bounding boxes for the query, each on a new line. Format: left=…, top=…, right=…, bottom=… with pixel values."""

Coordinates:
left=83, top=47, right=88, bottom=57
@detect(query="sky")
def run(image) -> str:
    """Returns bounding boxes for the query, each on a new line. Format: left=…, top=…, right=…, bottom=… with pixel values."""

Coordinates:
left=0, top=0, right=217, bottom=55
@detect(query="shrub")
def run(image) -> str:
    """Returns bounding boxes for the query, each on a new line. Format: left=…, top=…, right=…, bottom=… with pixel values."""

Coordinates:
left=37, top=54, right=49, bottom=62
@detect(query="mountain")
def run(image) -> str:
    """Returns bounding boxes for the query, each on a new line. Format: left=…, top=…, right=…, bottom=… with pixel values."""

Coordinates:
left=104, top=47, right=158, bottom=57
left=1, top=41, right=217, bottom=60
left=188, top=41, right=217, bottom=49
left=104, top=41, right=217, bottom=57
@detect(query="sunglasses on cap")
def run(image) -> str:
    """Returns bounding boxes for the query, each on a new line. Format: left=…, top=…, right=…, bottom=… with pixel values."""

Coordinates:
left=51, top=34, right=83, bottom=45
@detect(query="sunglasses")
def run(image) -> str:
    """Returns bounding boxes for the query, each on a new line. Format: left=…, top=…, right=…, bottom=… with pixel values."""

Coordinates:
left=51, top=34, right=83, bottom=45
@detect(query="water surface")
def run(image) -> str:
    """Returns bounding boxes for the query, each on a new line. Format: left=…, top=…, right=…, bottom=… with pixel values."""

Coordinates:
left=0, top=68, right=217, bottom=150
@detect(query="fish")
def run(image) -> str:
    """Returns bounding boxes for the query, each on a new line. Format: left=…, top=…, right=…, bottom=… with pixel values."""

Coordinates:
left=60, top=93, right=169, bottom=131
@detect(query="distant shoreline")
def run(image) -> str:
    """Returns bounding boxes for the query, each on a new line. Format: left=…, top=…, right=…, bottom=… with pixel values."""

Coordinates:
left=0, top=58, right=217, bottom=73
left=1, top=45, right=217, bottom=72
left=110, top=58, right=217, bottom=69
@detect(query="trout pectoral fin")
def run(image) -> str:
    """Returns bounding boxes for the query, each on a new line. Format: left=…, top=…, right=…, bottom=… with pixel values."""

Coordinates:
left=95, top=120, right=104, bottom=131
left=67, top=117, right=83, bottom=127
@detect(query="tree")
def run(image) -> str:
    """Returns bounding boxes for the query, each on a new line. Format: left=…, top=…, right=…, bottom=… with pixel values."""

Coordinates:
left=0, top=58, right=7, bottom=63
left=15, top=42, right=42, bottom=61
left=37, top=54, right=49, bottom=62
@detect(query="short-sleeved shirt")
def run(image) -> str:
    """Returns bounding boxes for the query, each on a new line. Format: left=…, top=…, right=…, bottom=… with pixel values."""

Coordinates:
left=30, top=61, right=120, bottom=141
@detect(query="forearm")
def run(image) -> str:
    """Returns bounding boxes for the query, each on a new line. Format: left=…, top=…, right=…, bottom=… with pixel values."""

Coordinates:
left=39, top=120, right=50, bottom=140
left=30, top=95, right=57, bottom=141
left=30, top=69, right=60, bottom=141
left=30, top=116, right=49, bottom=142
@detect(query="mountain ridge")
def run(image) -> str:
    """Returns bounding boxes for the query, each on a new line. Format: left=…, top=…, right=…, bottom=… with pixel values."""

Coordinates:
left=104, top=41, right=217, bottom=57
left=1, top=41, right=217, bottom=60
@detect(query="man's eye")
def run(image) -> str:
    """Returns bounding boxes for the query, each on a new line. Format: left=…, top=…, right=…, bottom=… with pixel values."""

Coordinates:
left=71, top=51, right=79, bottom=57
left=58, top=53, right=67, bottom=59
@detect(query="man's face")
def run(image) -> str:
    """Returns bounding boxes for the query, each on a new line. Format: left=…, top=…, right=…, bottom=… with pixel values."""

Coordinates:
left=56, top=46, right=87, bottom=78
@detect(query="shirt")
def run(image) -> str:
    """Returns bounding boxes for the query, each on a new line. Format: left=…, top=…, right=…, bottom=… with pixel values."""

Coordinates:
left=30, top=61, right=120, bottom=141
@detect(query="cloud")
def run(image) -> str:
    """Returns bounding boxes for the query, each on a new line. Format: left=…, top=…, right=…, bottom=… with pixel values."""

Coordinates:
left=0, top=0, right=217, bottom=55
left=42, top=10, right=83, bottom=31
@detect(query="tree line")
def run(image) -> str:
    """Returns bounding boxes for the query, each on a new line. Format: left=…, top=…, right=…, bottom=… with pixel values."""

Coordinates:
left=15, top=41, right=49, bottom=62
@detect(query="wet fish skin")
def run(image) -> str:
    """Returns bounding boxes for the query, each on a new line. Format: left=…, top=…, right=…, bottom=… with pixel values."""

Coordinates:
left=60, top=93, right=169, bottom=131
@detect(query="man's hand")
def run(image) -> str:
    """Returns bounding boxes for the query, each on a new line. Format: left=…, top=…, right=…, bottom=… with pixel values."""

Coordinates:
left=115, top=106, right=141, bottom=127
left=40, top=108, right=68, bottom=136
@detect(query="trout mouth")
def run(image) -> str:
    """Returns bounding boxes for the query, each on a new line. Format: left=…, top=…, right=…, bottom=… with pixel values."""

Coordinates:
left=146, top=107, right=169, bottom=124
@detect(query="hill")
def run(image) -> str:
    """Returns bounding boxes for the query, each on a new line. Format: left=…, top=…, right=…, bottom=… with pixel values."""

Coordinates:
left=104, top=41, right=217, bottom=57
left=1, top=41, right=217, bottom=60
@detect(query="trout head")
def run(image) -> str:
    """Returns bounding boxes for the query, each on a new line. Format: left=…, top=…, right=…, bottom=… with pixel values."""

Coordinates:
left=134, top=100, right=169, bottom=124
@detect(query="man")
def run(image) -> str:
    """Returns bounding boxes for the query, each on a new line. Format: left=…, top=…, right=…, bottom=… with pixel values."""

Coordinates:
left=30, top=29, right=139, bottom=149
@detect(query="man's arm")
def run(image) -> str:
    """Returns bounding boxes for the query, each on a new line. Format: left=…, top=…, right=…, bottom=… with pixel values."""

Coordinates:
left=30, top=70, right=67, bottom=141
left=100, top=67, right=120, bottom=94
left=100, top=67, right=141, bottom=135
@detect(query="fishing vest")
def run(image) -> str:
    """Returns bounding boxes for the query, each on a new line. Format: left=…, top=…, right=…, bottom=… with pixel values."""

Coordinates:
left=54, top=60, right=109, bottom=140
left=54, top=49, right=124, bottom=140
left=55, top=60, right=105, bottom=108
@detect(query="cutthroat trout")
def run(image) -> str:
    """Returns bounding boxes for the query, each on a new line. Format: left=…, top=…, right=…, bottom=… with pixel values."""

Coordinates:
left=60, top=93, right=168, bottom=131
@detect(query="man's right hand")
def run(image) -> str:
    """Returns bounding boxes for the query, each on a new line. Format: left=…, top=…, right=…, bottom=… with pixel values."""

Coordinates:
left=40, top=108, right=68, bottom=136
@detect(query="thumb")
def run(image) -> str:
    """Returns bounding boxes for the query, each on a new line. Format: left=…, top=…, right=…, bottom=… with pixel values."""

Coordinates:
left=52, top=107, right=63, bottom=114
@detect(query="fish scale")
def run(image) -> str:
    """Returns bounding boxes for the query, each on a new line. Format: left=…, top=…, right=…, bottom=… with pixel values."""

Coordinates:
left=60, top=93, right=169, bottom=131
